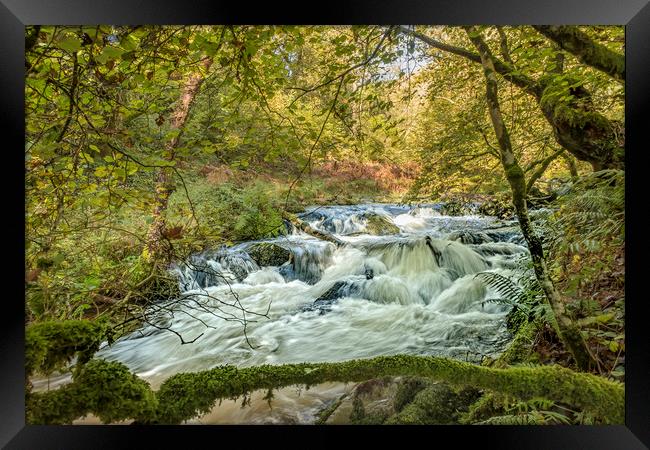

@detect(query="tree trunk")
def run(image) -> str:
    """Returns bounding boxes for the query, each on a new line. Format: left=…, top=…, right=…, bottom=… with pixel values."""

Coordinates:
left=465, top=27, right=596, bottom=371
left=537, top=86, right=624, bottom=171
left=144, top=58, right=213, bottom=264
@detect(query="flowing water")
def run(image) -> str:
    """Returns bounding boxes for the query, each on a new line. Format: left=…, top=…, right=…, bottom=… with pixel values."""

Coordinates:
left=36, top=203, right=533, bottom=424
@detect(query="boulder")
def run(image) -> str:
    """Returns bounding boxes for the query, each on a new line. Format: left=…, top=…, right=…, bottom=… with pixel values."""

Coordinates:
left=362, top=213, right=400, bottom=235
left=303, top=281, right=360, bottom=314
left=447, top=230, right=494, bottom=245
left=438, top=200, right=479, bottom=216
left=246, top=242, right=291, bottom=267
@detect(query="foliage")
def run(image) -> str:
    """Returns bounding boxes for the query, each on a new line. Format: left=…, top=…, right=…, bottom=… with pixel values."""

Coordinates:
left=26, top=319, right=112, bottom=377
left=27, top=359, right=157, bottom=424
left=546, top=169, right=624, bottom=261
left=168, top=179, right=286, bottom=243
left=545, top=169, right=625, bottom=377
left=473, top=397, right=572, bottom=425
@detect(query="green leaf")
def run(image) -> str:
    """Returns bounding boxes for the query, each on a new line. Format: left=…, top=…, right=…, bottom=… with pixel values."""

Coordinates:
left=83, top=275, right=101, bottom=289
left=96, top=46, right=125, bottom=64
left=56, top=36, right=81, bottom=53
left=94, top=166, right=109, bottom=177
left=120, top=34, right=138, bottom=51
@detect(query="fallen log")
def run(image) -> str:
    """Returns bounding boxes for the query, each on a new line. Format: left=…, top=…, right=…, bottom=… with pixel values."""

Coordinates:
left=281, top=212, right=346, bottom=247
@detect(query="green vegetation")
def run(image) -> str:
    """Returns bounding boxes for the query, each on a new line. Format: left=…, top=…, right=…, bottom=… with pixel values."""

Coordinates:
left=25, top=25, right=624, bottom=425
left=26, top=354, right=623, bottom=424
left=26, top=319, right=112, bottom=378
left=27, top=359, right=157, bottom=424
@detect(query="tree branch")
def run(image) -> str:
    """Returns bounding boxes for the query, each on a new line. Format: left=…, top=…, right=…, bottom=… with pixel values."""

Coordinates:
left=532, top=26, right=624, bottom=81
left=398, top=26, right=542, bottom=98
left=526, top=148, right=566, bottom=193
left=287, top=26, right=395, bottom=107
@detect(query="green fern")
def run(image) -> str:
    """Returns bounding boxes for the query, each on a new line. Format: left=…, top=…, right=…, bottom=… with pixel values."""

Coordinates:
left=475, top=271, right=548, bottom=332
left=546, top=169, right=624, bottom=262
left=474, top=396, right=573, bottom=425
left=475, top=410, right=571, bottom=425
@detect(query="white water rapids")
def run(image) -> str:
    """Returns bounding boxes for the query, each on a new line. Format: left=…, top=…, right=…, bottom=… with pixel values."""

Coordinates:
left=37, top=203, right=533, bottom=424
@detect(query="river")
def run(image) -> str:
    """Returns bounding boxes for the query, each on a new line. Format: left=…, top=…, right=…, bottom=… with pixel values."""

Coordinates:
left=36, top=203, right=533, bottom=423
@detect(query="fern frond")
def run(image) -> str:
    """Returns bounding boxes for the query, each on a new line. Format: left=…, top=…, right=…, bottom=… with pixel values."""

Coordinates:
left=475, top=272, right=523, bottom=300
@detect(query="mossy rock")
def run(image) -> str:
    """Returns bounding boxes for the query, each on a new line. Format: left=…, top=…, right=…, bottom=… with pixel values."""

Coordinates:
left=461, top=391, right=509, bottom=424
left=439, top=200, right=473, bottom=216
left=247, top=242, right=291, bottom=267
left=385, top=382, right=482, bottom=424
left=321, top=376, right=434, bottom=425
left=362, top=213, right=400, bottom=235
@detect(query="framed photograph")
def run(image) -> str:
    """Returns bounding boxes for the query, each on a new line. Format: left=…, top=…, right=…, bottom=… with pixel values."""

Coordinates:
left=3, top=0, right=648, bottom=448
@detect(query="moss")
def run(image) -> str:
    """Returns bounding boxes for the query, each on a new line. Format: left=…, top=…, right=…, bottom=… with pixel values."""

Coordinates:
left=492, top=321, right=539, bottom=368
left=363, top=213, right=400, bottom=235
left=386, top=383, right=481, bottom=424
left=25, top=319, right=112, bottom=378
left=392, top=376, right=433, bottom=412
left=461, top=391, right=510, bottom=424
left=314, top=393, right=348, bottom=425
left=349, top=396, right=368, bottom=423
left=154, top=354, right=624, bottom=424
left=27, top=359, right=157, bottom=424
left=27, top=354, right=624, bottom=425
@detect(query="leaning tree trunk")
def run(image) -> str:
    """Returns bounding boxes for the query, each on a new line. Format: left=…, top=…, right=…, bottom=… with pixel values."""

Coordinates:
left=143, top=58, right=213, bottom=264
left=465, top=27, right=596, bottom=371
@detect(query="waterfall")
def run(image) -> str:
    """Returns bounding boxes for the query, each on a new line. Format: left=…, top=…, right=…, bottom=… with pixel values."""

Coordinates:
left=80, top=202, right=530, bottom=423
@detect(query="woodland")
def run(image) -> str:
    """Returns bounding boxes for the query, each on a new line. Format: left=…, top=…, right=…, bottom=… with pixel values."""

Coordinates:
left=25, top=25, right=625, bottom=425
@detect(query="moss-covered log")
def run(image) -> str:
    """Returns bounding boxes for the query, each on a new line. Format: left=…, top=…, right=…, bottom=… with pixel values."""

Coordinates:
left=27, top=359, right=157, bottom=424
left=153, top=355, right=623, bottom=424
left=26, top=319, right=112, bottom=378
left=26, top=354, right=623, bottom=425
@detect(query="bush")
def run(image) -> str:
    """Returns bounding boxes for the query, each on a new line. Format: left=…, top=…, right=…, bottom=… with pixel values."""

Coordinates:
left=169, top=180, right=286, bottom=243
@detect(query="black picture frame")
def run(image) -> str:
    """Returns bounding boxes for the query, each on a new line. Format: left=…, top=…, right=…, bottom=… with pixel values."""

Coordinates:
left=2, top=1, right=648, bottom=448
